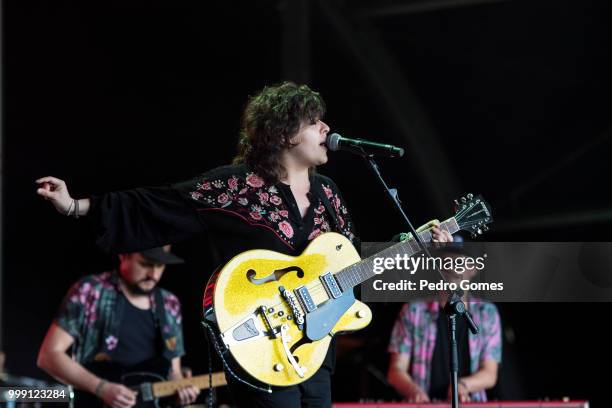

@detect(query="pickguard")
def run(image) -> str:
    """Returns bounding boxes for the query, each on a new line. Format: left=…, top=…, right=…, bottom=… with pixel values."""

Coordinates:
left=304, top=290, right=355, bottom=341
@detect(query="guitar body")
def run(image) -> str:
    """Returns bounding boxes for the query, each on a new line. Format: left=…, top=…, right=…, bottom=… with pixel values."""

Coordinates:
left=206, top=193, right=493, bottom=387
left=209, top=232, right=372, bottom=387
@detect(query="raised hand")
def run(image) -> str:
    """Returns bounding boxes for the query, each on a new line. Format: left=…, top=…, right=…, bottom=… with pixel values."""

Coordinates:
left=36, top=176, right=74, bottom=215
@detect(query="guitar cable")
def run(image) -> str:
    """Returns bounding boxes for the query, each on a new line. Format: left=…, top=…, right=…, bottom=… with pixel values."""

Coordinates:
left=201, top=320, right=273, bottom=398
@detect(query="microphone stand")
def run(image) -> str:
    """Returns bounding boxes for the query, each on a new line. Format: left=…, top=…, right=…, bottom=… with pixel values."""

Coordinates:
left=361, top=152, right=479, bottom=408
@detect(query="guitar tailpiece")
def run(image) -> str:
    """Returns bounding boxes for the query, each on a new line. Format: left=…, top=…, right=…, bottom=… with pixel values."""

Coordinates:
left=201, top=320, right=273, bottom=394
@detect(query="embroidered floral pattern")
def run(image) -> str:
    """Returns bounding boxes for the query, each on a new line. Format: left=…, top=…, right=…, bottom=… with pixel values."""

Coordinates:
left=191, top=172, right=297, bottom=246
left=320, top=183, right=356, bottom=243
left=189, top=171, right=356, bottom=247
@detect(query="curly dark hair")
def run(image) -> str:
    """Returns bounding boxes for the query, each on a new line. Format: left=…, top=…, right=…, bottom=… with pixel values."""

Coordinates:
left=233, top=81, right=326, bottom=183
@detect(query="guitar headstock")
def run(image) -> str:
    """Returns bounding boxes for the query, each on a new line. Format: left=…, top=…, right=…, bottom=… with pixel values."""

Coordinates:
left=453, top=193, right=493, bottom=238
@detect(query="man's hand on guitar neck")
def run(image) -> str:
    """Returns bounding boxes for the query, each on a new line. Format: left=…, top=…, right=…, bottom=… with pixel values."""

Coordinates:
left=98, top=381, right=137, bottom=408
left=171, top=360, right=200, bottom=406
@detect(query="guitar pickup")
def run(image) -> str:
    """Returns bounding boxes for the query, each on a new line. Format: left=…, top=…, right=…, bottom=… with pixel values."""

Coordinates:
left=294, top=286, right=317, bottom=313
left=320, top=272, right=342, bottom=299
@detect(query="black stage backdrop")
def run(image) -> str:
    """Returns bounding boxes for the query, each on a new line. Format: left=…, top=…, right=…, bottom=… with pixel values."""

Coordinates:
left=4, top=0, right=612, bottom=406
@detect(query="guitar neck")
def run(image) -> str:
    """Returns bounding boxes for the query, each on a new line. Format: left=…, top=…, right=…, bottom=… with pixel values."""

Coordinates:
left=152, top=372, right=227, bottom=398
left=335, top=217, right=460, bottom=290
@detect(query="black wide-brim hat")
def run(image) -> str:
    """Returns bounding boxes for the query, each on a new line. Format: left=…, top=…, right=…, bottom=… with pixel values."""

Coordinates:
left=140, top=246, right=185, bottom=265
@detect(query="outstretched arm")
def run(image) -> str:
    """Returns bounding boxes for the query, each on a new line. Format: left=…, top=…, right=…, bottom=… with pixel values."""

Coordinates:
left=35, top=176, right=205, bottom=253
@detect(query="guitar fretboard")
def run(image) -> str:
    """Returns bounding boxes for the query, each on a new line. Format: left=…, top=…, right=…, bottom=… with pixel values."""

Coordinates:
left=152, top=372, right=227, bottom=397
left=334, top=217, right=460, bottom=291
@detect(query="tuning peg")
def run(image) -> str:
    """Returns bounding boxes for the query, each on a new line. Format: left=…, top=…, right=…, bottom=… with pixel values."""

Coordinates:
left=483, top=225, right=489, bottom=232
left=477, top=228, right=482, bottom=235
left=467, top=193, right=473, bottom=200
left=454, top=199, right=460, bottom=208
left=461, top=197, right=467, bottom=204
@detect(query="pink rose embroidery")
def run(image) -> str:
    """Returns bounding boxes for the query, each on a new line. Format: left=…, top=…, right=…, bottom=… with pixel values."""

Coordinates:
left=279, top=210, right=289, bottom=218
left=308, top=228, right=322, bottom=240
left=201, top=181, right=212, bottom=190
left=217, top=193, right=229, bottom=204
left=279, top=221, right=294, bottom=238
left=270, top=195, right=282, bottom=205
left=338, top=215, right=345, bottom=228
left=246, top=173, right=264, bottom=188
left=250, top=212, right=262, bottom=220
left=333, top=197, right=341, bottom=211
left=257, top=192, right=269, bottom=202
left=228, top=177, right=239, bottom=190
left=314, top=204, right=325, bottom=214
left=269, top=212, right=280, bottom=222
left=323, top=185, right=333, bottom=198
left=314, top=217, right=322, bottom=225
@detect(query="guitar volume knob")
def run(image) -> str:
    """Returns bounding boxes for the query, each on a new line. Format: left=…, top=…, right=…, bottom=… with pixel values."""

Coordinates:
left=274, top=363, right=285, bottom=372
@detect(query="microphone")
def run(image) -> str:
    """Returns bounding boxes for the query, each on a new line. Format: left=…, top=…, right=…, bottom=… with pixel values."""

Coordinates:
left=326, top=133, right=404, bottom=158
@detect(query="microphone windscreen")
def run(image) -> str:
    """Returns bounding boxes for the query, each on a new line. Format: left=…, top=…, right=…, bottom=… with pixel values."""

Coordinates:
left=326, top=133, right=341, bottom=151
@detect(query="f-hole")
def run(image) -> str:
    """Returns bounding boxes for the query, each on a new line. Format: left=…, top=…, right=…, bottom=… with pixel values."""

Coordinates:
left=246, top=266, right=305, bottom=285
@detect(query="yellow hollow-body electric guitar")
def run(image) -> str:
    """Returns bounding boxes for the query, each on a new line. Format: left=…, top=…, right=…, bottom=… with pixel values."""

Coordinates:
left=202, top=194, right=492, bottom=387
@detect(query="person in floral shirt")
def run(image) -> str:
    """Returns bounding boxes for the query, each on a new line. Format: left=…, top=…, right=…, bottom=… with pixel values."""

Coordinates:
left=37, top=246, right=199, bottom=407
left=387, top=249, right=502, bottom=403
left=36, top=82, right=453, bottom=408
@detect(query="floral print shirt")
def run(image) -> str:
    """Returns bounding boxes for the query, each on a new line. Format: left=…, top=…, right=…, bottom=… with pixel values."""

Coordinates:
left=55, top=271, right=185, bottom=365
left=388, top=299, right=502, bottom=402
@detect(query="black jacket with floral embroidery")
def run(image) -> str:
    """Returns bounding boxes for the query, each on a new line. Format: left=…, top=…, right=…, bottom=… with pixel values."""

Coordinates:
left=89, top=164, right=360, bottom=372
left=90, top=164, right=359, bottom=264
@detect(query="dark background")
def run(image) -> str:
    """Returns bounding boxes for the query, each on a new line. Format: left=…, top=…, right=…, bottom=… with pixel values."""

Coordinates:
left=4, top=0, right=612, bottom=406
